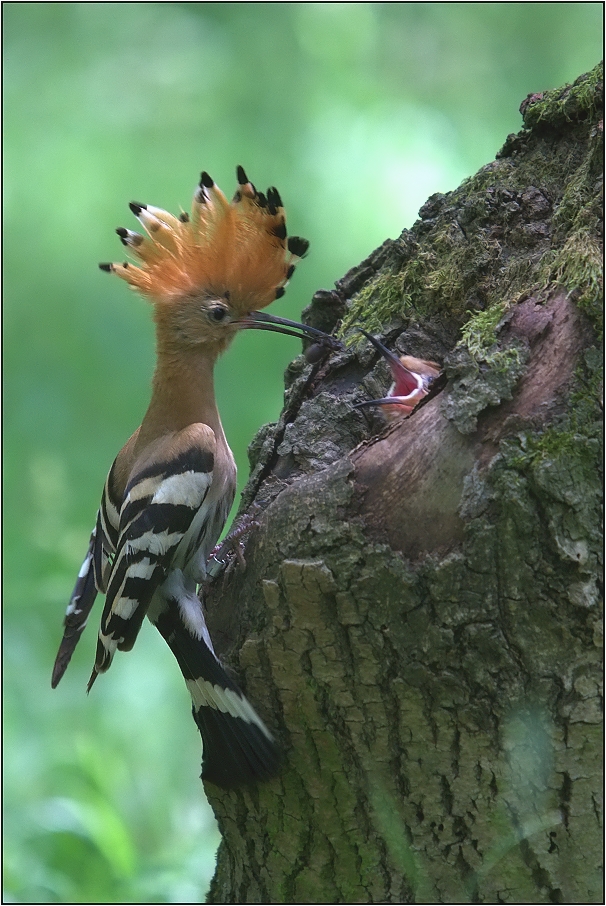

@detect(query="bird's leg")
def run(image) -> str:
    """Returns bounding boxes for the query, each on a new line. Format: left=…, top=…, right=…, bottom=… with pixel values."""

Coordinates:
left=207, top=510, right=261, bottom=579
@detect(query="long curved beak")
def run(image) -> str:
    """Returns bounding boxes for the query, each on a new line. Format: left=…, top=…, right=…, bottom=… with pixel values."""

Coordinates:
left=239, top=311, right=343, bottom=351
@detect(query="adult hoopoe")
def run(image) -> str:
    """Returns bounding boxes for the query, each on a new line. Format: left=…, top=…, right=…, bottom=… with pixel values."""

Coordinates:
left=355, top=328, right=441, bottom=419
left=52, top=165, right=336, bottom=788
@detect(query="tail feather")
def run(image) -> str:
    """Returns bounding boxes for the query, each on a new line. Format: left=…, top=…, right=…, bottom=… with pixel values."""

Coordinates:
left=52, top=532, right=99, bottom=688
left=194, top=703, right=282, bottom=788
left=153, top=596, right=281, bottom=788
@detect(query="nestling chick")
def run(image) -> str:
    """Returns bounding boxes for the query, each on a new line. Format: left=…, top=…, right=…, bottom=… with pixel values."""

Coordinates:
left=355, top=328, right=441, bottom=419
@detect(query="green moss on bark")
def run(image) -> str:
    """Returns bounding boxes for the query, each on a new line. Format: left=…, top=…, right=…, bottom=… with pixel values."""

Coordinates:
left=339, top=62, right=603, bottom=349
left=207, top=63, right=603, bottom=906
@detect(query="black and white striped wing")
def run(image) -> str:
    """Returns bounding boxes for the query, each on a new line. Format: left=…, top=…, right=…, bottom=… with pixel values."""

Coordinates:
left=51, top=462, right=121, bottom=688
left=94, top=461, right=122, bottom=592
left=89, top=437, right=216, bottom=687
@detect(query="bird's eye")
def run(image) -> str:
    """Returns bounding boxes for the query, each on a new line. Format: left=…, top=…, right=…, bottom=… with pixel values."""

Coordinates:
left=208, top=305, right=228, bottom=323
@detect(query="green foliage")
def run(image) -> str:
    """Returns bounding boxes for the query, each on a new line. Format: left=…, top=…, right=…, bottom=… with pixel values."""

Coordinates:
left=3, top=3, right=602, bottom=902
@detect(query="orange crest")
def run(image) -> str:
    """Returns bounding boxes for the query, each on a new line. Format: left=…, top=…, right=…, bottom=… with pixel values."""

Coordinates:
left=100, top=166, right=309, bottom=315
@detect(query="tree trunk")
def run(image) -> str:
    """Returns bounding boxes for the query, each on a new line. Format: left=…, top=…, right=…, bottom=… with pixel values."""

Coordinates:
left=205, top=63, right=603, bottom=904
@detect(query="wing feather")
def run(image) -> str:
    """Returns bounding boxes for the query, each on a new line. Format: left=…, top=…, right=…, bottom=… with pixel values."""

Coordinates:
left=88, top=428, right=216, bottom=686
left=51, top=460, right=122, bottom=687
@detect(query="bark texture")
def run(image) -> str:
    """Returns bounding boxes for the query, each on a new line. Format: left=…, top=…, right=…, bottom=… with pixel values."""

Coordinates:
left=205, top=64, right=603, bottom=904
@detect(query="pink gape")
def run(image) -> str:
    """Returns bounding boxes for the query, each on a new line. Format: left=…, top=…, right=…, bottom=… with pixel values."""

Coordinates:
left=355, top=328, right=441, bottom=419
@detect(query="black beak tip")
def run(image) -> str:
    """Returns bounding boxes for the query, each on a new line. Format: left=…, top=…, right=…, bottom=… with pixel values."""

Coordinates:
left=355, top=326, right=372, bottom=340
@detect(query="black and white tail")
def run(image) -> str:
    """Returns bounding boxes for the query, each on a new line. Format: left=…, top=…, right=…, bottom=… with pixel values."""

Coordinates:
left=152, top=588, right=280, bottom=787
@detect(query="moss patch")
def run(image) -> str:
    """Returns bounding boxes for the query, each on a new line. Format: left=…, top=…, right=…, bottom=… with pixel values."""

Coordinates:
left=339, top=271, right=415, bottom=345
left=337, top=61, right=603, bottom=360
left=520, top=62, right=604, bottom=132
left=458, top=302, right=510, bottom=358
left=541, top=230, right=603, bottom=334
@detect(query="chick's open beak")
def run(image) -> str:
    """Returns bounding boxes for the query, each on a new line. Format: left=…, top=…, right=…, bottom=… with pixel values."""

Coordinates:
left=354, top=327, right=441, bottom=417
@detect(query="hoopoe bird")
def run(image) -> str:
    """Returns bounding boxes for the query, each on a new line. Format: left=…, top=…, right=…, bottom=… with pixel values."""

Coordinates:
left=355, top=328, right=441, bottom=419
left=52, top=165, right=336, bottom=788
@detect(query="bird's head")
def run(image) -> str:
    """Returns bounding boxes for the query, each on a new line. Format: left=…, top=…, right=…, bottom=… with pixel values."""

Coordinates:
left=355, top=328, right=441, bottom=419
left=100, top=166, right=336, bottom=355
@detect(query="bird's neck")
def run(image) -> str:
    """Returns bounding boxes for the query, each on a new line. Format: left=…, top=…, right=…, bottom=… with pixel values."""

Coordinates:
left=138, top=337, right=226, bottom=446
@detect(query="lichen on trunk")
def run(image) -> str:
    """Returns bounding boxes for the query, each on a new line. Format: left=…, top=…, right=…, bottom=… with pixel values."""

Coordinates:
left=204, top=63, right=603, bottom=904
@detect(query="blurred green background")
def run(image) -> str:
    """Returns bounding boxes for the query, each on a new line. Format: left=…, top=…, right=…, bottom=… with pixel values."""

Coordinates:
left=3, top=3, right=602, bottom=902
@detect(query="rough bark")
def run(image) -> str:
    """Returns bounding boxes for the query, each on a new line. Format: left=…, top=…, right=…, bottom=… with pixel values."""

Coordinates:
left=204, top=64, right=603, bottom=904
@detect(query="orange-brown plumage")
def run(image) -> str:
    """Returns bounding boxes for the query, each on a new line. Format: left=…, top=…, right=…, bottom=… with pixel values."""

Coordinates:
left=54, top=165, right=328, bottom=786
left=104, top=167, right=306, bottom=315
